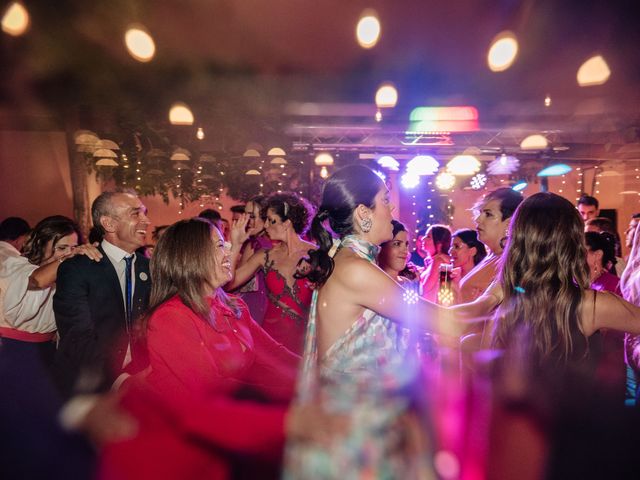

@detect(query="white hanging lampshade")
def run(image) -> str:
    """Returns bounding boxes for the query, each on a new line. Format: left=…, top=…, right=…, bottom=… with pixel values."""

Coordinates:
left=245, top=169, right=261, bottom=175
left=74, top=130, right=99, bottom=144
left=171, top=147, right=191, bottom=161
left=314, top=152, right=334, bottom=166
left=93, top=148, right=118, bottom=159
left=270, top=157, right=288, bottom=165
left=406, top=155, right=439, bottom=176
left=75, top=130, right=100, bottom=152
left=95, top=158, right=119, bottom=167
left=377, top=155, right=399, bottom=171
left=520, top=134, right=548, bottom=150
left=446, top=155, right=481, bottom=176
left=268, top=147, right=286, bottom=156
left=96, top=139, right=120, bottom=150
left=243, top=149, right=261, bottom=158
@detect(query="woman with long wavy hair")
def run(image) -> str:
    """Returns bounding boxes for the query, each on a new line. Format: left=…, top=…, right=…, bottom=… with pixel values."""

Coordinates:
left=486, top=193, right=640, bottom=479
left=492, top=192, right=640, bottom=362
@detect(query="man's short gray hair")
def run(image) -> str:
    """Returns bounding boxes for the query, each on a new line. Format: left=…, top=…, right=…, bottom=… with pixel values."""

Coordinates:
left=91, top=189, right=137, bottom=235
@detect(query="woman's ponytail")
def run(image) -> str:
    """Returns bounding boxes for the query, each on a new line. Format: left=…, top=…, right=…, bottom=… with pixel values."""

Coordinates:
left=296, top=209, right=335, bottom=285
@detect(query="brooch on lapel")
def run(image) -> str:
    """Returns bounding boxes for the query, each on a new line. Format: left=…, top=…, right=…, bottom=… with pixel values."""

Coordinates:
left=139, top=272, right=149, bottom=281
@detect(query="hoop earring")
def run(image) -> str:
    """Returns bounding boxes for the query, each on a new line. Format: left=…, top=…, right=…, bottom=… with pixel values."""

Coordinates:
left=499, top=236, right=508, bottom=250
left=360, top=217, right=372, bottom=233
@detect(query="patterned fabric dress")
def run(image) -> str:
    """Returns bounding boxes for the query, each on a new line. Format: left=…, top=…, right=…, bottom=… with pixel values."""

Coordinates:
left=261, top=250, right=313, bottom=355
left=283, top=235, right=435, bottom=480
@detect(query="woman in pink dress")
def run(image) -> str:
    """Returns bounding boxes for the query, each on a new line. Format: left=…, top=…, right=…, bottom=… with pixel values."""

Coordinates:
left=227, top=192, right=315, bottom=355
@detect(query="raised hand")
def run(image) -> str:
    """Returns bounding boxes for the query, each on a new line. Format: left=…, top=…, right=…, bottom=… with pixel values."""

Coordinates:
left=230, top=213, right=251, bottom=248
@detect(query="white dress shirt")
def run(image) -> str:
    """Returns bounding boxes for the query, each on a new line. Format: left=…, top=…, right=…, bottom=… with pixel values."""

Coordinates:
left=0, top=240, right=21, bottom=264
left=101, top=239, right=137, bottom=307
left=0, top=252, right=56, bottom=334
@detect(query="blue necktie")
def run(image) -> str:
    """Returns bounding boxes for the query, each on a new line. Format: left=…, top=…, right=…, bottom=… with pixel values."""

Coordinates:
left=124, top=255, right=134, bottom=329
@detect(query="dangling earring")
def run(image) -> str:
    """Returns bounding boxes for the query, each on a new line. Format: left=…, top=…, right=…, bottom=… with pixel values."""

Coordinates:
left=499, top=231, right=508, bottom=250
left=360, top=217, right=372, bottom=233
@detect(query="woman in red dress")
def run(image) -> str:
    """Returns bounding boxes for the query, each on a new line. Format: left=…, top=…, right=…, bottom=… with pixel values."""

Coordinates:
left=227, top=192, right=315, bottom=355
left=100, top=218, right=334, bottom=480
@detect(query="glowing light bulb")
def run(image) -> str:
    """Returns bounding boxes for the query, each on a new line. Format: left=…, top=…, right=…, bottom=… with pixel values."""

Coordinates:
left=169, top=103, right=194, bottom=125
left=375, top=83, right=398, bottom=108
left=356, top=11, right=381, bottom=49
left=401, top=172, right=420, bottom=189
left=314, top=153, right=334, bottom=166
left=377, top=156, right=399, bottom=171
left=436, top=172, right=456, bottom=190
left=124, top=25, right=156, bottom=62
left=2, top=2, right=29, bottom=36
left=577, top=55, right=611, bottom=87
left=487, top=31, right=518, bottom=72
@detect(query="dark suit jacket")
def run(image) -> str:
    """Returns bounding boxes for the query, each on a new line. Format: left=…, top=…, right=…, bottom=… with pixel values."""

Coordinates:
left=53, top=246, right=151, bottom=397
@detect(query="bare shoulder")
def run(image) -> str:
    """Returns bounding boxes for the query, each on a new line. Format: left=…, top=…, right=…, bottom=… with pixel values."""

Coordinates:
left=332, top=249, right=387, bottom=290
left=461, top=257, right=499, bottom=288
left=580, top=289, right=634, bottom=336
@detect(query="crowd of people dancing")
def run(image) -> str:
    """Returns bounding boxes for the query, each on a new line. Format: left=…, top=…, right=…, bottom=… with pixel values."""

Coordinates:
left=2, top=165, right=640, bottom=479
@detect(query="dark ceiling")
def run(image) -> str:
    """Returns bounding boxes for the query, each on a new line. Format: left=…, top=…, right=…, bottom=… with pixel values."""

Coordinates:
left=1, top=0, right=639, bottom=153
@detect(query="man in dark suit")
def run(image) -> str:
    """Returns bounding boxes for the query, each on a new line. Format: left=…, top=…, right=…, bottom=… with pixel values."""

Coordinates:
left=54, top=191, right=152, bottom=397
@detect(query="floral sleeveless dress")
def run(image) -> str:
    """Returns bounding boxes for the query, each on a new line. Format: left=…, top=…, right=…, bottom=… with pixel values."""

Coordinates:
left=283, top=235, right=435, bottom=480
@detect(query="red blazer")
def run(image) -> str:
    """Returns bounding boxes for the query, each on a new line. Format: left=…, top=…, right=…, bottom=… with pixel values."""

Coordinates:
left=100, top=295, right=300, bottom=480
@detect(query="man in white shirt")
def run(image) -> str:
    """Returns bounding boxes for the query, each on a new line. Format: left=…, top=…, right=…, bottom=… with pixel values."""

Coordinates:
left=53, top=191, right=151, bottom=397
